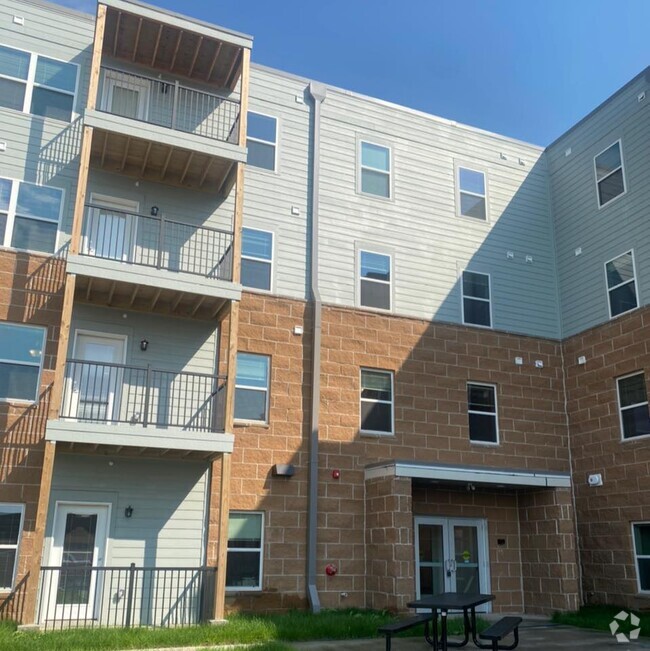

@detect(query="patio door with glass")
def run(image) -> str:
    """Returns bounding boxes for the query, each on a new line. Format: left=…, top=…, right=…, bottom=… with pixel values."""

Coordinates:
left=83, top=195, right=139, bottom=263
left=47, top=503, right=110, bottom=622
left=415, top=516, right=490, bottom=611
left=66, top=332, right=127, bottom=423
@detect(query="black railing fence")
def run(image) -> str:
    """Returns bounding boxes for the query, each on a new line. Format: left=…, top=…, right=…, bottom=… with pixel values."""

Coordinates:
left=99, top=67, right=240, bottom=143
left=60, top=359, right=227, bottom=433
left=38, top=564, right=216, bottom=630
left=81, top=204, right=234, bottom=281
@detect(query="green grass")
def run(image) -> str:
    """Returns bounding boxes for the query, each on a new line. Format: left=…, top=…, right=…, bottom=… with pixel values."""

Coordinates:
left=552, top=604, right=650, bottom=637
left=0, top=609, right=485, bottom=651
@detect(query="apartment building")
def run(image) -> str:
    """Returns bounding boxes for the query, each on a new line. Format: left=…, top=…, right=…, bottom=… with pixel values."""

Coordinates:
left=0, top=0, right=648, bottom=628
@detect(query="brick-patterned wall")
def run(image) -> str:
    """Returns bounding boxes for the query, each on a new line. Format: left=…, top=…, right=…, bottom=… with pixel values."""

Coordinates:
left=413, top=485, right=524, bottom=613
left=518, top=488, right=580, bottom=614
left=564, top=306, right=650, bottom=608
left=0, top=251, right=65, bottom=621
left=365, top=476, right=413, bottom=612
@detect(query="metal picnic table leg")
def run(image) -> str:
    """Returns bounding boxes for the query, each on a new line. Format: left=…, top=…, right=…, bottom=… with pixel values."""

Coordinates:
left=470, top=607, right=493, bottom=650
left=424, top=609, right=439, bottom=650
left=445, top=608, right=471, bottom=648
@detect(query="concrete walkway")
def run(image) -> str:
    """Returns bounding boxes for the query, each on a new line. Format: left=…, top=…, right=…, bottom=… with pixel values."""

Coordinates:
left=290, top=621, right=650, bottom=650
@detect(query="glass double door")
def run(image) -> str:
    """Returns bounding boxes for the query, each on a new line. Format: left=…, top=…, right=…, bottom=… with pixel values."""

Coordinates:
left=415, top=517, right=490, bottom=611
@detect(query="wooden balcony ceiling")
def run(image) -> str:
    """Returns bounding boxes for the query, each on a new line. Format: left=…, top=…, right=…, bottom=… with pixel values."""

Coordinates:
left=74, top=274, right=228, bottom=321
left=104, top=7, right=243, bottom=90
left=90, top=128, right=235, bottom=194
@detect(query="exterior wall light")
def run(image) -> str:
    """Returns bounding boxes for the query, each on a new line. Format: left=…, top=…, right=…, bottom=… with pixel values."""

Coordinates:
left=140, top=339, right=149, bottom=351
left=150, top=206, right=159, bottom=216
left=124, top=505, right=134, bottom=518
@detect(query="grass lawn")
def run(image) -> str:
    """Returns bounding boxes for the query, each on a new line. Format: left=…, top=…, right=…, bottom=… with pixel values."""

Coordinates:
left=552, top=604, right=650, bottom=637
left=0, top=609, right=481, bottom=651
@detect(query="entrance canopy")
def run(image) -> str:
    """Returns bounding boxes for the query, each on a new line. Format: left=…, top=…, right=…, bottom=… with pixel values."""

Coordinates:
left=365, top=460, right=571, bottom=488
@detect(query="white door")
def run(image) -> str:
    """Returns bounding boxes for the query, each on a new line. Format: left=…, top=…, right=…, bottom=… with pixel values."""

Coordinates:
left=102, top=71, right=150, bottom=120
left=415, top=516, right=490, bottom=611
left=47, top=503, right=110, bottom=622
left=84, top=195, right=139, bottom=263
left=66, top=333, right=127, bottom=423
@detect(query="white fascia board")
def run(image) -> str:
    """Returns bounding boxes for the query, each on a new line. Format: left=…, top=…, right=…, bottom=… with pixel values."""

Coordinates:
left=365, top=462, right=571, bottom=488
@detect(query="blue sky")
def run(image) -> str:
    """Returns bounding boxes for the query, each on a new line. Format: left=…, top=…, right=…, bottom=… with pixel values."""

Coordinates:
left=55, top=0, right=649, bottom=145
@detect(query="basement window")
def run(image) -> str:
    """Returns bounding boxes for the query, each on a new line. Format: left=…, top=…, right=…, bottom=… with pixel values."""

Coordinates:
left=467, top=383, right=499, bottom=444
left=0, top=323, right=46, bottom=402
left=462, top=270, right=492, bottom=327
left=605, top=250, right=637, bottom=318
left=226, top=512, right=263, bottom=591
left=617, top=372, right=650, bottom=440
left=360, top=368, right=394, bottom=435
left=595, top=140, right=626, bottom=207
left=0, top=504, right=24, bottom=591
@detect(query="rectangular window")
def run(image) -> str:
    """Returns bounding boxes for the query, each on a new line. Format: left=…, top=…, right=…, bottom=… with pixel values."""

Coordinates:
left=226, top=512, right=263, bottom=591
left=634, top=523, right=650, bottom=592
left=457, top=167, right=487, bottom=220
left=618, top=373, right=650, bottom=440
left=360, top=369, right=393, bottom=434
left=235, top=353, right=270, bottom=422
left=606, top=250, right=637, bottom=318
left=359, top=250, right=391, bottom=310
left=0, top=504, right=24, bottom=591
left=247, top=112, right=277, bottom=171
left=0, top=323, right=46, bottom=402
left=595, top=140, right=626, bottom=207
left=467, top=383, right=498, bottom=444
left=0, top=44, right=77, bottom=121
left=360, top=141, right=391, bottom=198
left=462, top=271, right=491, bottom=327
left=241, top=228, right=273, bottom=291
left=0, top=177, right=63, bottom=254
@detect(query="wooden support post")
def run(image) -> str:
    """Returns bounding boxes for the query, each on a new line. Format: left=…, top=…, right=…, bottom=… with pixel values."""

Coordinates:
left=213, top=451, right=232, bottom=621
left=237, top=48, right=250, bottom=147
left=88, top=4, right=107, bottom=111
left=224, top=300, right=239, bottom=433
left=22, top=440, right=57, bottom=624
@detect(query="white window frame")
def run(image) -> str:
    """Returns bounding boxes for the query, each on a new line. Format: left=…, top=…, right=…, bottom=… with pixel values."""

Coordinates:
left=456, top=164, right=489, bottom=221
left=0, top=322, right=46, bottom=404
left=234, top=352, right=271, bottom=424
left=467, top=382, right=499, bottom=446
left=226, top=511, right=264, bottom=592
left=461, top=270, right=492, bottom=328
left=632, top=522, right=650, bottom=593
left=594, top=139, right=627, bottom=209
left=605, top=249, right=638, bottom=319
left=0, top=503, right=25, bottom=591
left=246, top=111, right=278, bottom=172
left=359, top=368, right=394, bottom=436
left=0, top=176, right=64, bottom=255
left=617, top=371, right=650, bottom=442
left=358, top=139, right=392, bottom=199
left=0, top=43, right=79, bottom=121
left=357, top=248, right=392, bottom=312
left=241, top=227, right=274, bottom=293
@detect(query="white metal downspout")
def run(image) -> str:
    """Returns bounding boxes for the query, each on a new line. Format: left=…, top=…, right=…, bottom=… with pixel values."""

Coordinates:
left=307, top=81, right=326, bottom=613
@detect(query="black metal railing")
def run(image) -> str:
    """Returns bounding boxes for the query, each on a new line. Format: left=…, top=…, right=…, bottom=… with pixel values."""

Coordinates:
left=38, top=564, right=216, bottom=630
left=98, top=67, right=240, bottom=143
left=80, top=204, right=234, bottom=281
left=59, top=360, right=227, bottom=433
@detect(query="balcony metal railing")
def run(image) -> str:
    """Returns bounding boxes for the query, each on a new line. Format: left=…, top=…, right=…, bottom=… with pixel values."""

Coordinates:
left=38, top=564, right=216, bottom=630
left=80, top=204, right=234, bottom=281
left=98, top=67, right=240, bottom=143
left=59, top=359, right=227, bottom=433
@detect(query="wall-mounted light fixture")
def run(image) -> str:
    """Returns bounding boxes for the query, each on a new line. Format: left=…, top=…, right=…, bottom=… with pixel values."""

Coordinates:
left=124, top=505, right=134, bottom=518
left=140, top=339, right=149, bottom=351
left=150, top=206, right=159, bottom=217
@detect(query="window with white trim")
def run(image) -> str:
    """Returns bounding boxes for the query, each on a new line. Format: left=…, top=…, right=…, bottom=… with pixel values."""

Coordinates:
left=467, top=383, right=498, bottom=444
left=241, top=228, right=273, bottom=291
left=617, top=372, right=650, bottom=440
left=457, top=167, right=487, bottom=220
left=247, top=112, right=277, bottom=171
left=359, top=250, right=391, bottom=310
left=235, top=353, right=270, bottom=422
left=226, top=512, right=263, bottom=591
left=0, top=323, right=46, bottom=402
left=595, top=141, right=626, bottom=207
left=606, top=250, right=637, bottom=318
left=633, top=523, right=650, bottom=592
left=0, top=504, right=24, bottom=591
left=0, top=44, right=77, bottom=121
left=462, top=271, right=491, bottom=327
left=360, top=369, right=393, bottom=434
left=0, top=177, right=63, bottom=253
left=360, top=141, right=391, bottom=198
